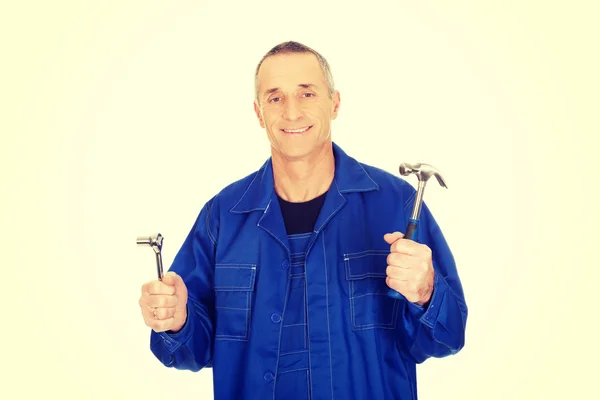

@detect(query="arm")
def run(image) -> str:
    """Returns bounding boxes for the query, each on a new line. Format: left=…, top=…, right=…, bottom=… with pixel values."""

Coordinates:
left=150, top=198, right=218, bottom=371
left=395, top=199, right=469, bottom=364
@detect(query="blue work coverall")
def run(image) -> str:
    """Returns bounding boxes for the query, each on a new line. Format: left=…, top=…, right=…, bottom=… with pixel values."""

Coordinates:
left=150, top=142, right=468, bottom=400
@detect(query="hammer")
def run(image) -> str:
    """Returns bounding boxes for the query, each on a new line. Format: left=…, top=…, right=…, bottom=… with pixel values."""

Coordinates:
left=387, top=163, right=447, bottom=300
left=137, top=233, right=164, bottom=280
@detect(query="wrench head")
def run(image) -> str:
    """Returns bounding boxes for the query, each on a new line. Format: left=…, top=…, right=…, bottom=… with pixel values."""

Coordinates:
left=399, top=162, right=448, bottom=188
left=137, top=233, right=163, bottom=254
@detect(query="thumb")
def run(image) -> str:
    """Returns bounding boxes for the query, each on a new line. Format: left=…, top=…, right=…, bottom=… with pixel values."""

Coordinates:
left=384, top=231, right=404, bottom=245
left=161, top=271, right=182, bottom=287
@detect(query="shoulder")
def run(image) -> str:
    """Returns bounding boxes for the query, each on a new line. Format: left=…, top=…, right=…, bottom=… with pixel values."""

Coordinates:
left=191, top=163, right=266, bottom=233
left=217, top=170, right=261, bottom=200
left=206, top=161, right=268, bottom=211
left=358, top=161, right=416, bottom=197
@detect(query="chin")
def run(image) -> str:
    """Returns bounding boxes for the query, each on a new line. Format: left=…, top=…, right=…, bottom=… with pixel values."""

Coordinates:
left=276, top=142, right=327, bottom=160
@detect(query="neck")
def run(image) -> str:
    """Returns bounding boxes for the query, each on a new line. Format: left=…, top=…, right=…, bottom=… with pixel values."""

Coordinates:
left=272, top=142, right=335, bottom=203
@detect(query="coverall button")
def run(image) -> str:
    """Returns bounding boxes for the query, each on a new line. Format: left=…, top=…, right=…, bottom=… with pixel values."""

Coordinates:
left=270, top=313, right=281, bottom=323
left=264, top=371, right=274, bottom=382
left=281, top=259, right=289, bottom=269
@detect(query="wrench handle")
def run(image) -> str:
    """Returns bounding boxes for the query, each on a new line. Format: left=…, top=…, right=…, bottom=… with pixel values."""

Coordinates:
left=387, top=219, right=419, bottom=299
left=155, top=251, right=164, bottom=280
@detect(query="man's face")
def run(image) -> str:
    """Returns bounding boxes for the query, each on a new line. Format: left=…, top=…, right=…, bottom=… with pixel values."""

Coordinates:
left=254, top=52, right=340, bottom=161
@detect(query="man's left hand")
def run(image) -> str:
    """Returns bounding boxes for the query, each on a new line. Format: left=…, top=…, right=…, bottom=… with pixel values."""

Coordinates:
left=383, top=231, right=435, bottom=306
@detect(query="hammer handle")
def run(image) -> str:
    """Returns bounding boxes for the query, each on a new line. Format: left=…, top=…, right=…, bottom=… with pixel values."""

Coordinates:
left=387, top=219, right=419, bottom=299
left=404, top=219, right=418, bottom=241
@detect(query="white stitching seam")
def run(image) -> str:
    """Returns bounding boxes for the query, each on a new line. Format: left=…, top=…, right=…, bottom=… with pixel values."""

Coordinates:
left=322, top=233, right=334, bottom=399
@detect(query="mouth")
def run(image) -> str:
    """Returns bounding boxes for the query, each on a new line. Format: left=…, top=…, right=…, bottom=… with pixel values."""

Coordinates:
left=281, top=125, right=313, bottom=135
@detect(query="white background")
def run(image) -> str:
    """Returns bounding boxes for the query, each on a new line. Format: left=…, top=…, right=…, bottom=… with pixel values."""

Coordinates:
left=2, top=0, right=599, bottom=399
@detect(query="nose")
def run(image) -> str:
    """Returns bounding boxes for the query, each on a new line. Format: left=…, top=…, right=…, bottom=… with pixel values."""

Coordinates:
left=282, top=97, right=303, bottom=121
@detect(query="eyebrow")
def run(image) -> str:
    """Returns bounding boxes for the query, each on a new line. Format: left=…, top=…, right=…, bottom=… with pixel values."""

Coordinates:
left=263, top=83, right=317, bottom=97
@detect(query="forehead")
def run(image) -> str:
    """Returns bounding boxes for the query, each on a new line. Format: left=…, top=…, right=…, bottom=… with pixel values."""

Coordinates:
left=258, top=52, right=326, bottom=92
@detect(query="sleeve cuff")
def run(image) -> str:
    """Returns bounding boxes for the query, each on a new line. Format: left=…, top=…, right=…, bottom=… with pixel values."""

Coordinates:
left=407, top=271, right=448, bottom=329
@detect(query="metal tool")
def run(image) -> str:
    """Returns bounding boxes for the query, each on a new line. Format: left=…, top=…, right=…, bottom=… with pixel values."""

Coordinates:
left=388, top=163, right=447, bottom=299
left=137, top=233, right=164, bottom=280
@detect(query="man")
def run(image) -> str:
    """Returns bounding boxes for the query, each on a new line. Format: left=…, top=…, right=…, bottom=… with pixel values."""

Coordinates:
left=139, top=41, right=468, bottom=400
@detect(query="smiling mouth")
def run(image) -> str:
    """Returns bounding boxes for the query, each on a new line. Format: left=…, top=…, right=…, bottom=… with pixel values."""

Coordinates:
left=281, top=126, right=312, bottom=134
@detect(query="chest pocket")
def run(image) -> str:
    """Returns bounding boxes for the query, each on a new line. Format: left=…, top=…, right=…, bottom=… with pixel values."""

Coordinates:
left=213, top=264, right=257, bottom=341
left=344, top=250, right=399, bottom=331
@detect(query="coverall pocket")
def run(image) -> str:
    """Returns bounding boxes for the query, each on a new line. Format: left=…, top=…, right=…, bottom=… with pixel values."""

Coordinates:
left=213, top=264, right=257, bottom=341
left=343, top=250, right=399, bottom=331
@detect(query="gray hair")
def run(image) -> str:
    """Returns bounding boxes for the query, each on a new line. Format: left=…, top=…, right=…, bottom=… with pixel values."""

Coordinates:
left=254, top=41, right=335, bottom=104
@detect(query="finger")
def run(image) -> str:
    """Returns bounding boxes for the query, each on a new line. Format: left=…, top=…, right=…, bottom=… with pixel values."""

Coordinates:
left=141, top=304, right=170, bottom=325
left=390, top=238, right=423, bottom=255
left=147, top=294, right=178, bottom=308
left=147, top=317, right=176, bottom=332
left=383, top=232, right=404, bottom=245
left=143, top=305, right=156, bottom=321
left=146, top=280, right=176, bottom=295
left=386, top=265, right=411, bottom=281
left=387, top=278, right=421, bottom=302
left=154, top=306, right=177, bottom=320
left=140, top=301, right=156, bottom=321
left=386, top=253, right=412, bottom=269
left=386, top=277, right=406, bottom=293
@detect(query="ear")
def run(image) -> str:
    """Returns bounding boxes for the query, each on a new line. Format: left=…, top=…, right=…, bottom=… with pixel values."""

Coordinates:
left=331, top=90, right=341, bottom=120
left=254, top=101, right=265, bottom=128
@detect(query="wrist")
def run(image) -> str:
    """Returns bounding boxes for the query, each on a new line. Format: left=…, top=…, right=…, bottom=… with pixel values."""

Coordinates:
left=416, top=286, right=433, bottom=307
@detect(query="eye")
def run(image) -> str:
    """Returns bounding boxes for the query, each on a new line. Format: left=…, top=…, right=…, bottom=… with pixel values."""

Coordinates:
left=303, top=93, right=315, bottom=98
left=269, top=97, right=281, bottom=103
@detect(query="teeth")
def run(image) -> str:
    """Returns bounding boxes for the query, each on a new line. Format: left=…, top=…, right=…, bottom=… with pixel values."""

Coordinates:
left=283, top=126, right=310, bottom=133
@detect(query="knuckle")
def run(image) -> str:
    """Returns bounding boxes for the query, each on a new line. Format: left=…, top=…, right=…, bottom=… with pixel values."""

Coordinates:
left=387, top=253, right=394, bottom=265
left=159, top=319, right=173, bottom=332
left=144, top=316, right=154, bottom=328
left=386, top=277, right=395, bottom=290
left=140, top=294, right=151, bottom=306
left=152, top=320, right=165, bottom=332
left=148, top=281, right=158, bottom=294
left=386, top=265, right=393, bottom=277
left=424, top=245, right=432, bottom=256
left=146, top=296, right=155, bottom=307
left=165, top=284, right=174, bottom=295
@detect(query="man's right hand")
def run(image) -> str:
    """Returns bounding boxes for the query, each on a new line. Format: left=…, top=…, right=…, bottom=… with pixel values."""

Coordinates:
left=139, top=271, right=188, bottom=333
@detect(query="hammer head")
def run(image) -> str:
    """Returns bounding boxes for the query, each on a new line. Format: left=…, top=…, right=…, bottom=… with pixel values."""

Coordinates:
left=399, top=162, right=448, bottom=188
left=137, top=233, right=163, bottom=254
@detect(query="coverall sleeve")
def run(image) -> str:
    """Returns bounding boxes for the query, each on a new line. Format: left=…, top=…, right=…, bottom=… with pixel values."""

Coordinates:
left=394, top=195, right=469, bottom=364
left=149, top=198, right=218, bottom=371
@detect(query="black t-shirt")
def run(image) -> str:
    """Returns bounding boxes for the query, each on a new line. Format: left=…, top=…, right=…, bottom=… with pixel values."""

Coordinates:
left=277, top=191, right=327, bottom=235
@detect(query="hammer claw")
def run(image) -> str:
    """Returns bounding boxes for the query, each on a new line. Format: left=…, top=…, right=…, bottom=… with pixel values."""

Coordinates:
left=435, top=174, right=448, bottom=189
